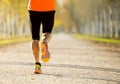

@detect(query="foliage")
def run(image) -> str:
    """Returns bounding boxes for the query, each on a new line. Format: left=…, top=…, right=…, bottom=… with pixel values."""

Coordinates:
left=62, top=0, right=120, bottom=39
left=0, top=0, right=29, bottom=38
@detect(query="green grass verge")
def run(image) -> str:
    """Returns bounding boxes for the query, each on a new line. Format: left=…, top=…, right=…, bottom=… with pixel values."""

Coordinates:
left=0, top=37, right=31, bottom=46
left=74, top=34, right=120, bottom=44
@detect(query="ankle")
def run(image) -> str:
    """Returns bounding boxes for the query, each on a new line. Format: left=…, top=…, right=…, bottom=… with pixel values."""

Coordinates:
left=35, top=62, right=41, bottom=66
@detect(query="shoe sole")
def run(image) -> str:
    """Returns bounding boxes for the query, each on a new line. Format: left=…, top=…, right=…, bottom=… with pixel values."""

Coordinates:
left=34, top=70, right=42, bottom=74
left=41, top=43, right=50, bottom=62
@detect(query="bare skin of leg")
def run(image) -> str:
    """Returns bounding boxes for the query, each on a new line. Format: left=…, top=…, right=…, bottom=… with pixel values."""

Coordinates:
left=32, top=40, right=40, bottom=63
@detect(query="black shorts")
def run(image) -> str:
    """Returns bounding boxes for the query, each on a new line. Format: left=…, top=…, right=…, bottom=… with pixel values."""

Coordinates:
left=29, top=10, right=55, bottom=40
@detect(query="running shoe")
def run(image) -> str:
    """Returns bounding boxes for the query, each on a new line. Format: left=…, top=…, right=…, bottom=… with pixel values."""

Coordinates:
left=34, top=63, right=42, bottom=74
left=41, top=42, right=50, bottom=62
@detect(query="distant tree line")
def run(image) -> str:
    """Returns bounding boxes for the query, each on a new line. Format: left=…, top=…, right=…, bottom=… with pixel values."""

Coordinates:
left=0, top=0, right=30, bottom=38
left=63, top=0, right=120, bottom=39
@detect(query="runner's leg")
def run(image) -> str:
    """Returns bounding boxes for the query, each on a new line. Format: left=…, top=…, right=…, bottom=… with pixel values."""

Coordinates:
left=29, top=11, right=41, bottom=63
left=41, top=10, right=55, bottom=62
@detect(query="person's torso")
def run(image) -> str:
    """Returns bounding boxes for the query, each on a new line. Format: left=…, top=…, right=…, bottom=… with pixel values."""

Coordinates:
left=28, top=0, right=55, bottom=11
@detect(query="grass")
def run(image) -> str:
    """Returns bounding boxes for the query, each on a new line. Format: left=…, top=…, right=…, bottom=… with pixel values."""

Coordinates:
left=74, top=34, right=120, bottom=44
left=0, top=36, right=31, bottom=46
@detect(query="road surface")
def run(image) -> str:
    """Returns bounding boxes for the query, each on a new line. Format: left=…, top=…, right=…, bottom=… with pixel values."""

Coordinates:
left=0, top=33, right=120, bottom=84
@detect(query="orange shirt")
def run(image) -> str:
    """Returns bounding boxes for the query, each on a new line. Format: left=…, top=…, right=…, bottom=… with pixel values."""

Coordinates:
left=28, top=0, right=55, bottom=11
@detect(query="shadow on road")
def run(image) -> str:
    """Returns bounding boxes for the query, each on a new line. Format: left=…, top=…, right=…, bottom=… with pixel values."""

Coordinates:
left=0, top=61, right=120, bottom=73
left=43, top=63, right=120, bottom=73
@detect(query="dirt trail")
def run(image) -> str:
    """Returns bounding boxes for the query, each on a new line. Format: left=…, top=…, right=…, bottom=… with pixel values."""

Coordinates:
left=0, top=33, right=120, bottom=84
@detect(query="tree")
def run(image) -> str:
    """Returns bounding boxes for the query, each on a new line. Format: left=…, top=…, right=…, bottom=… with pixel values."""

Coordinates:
left=0, top=0, right=29, bottom=38
left=62, top=0, right=120, bottom=39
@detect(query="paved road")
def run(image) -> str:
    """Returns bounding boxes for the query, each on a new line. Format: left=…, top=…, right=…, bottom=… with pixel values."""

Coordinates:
left=0, top=33, right=120, bottom=84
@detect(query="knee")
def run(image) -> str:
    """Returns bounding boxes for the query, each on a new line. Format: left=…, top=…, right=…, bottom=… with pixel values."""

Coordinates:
left=42, top=33, right=52, bottom=43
